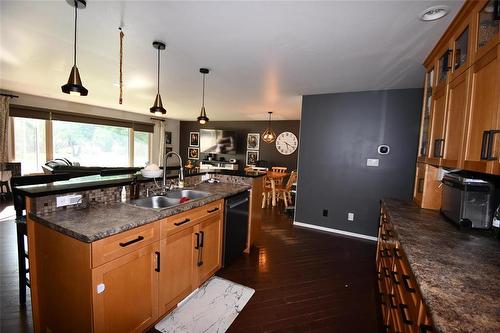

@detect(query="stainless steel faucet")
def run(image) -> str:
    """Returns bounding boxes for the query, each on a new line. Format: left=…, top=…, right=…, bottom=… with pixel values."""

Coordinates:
left=163, top=151, right=184, bottom=188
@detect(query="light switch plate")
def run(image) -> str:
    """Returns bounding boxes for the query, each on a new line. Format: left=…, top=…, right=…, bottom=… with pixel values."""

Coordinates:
left=348, top=212, right=355, bottom=221
left=367, top=159, right=379, bottom=167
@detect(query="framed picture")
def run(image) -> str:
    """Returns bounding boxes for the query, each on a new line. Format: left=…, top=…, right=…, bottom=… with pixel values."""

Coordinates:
left=189, top=132, right=199, bottom=147
left=164, top=131, right=172, bottom=145
left=188, top=147, right=199, bottom=160
left=246, top=150, right=259, bottom=166
left=247, top=133, right=260, bottom=150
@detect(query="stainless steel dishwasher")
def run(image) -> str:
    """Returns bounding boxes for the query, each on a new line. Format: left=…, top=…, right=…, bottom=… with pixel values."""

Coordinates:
left=222, top=190, right=249, bottom=267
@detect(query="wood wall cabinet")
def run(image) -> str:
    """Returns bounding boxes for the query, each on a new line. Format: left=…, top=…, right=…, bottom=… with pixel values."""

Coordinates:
left=442, top=70, right=470, bottom=168
left=377, top=204, right=434, bottom=333
left=28, top=198, right=226, bottom=333
left=426, top=86, right=448, bottom=165
left=463, top=45, right=500, bottom=173
left=417, top=68, right=434, bottom=162
left=413, top=163, right=442, bottom=210
left=472, top=0, right=499, bottom=63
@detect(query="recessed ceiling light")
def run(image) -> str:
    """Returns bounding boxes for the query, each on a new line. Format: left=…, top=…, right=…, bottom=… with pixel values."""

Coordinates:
left=420, top=5, right=450, bottom=22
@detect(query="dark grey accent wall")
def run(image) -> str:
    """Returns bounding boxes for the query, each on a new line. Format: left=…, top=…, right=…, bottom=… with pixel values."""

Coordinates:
left=179, top=121, right=300, bottom=171
left=296, top=89, right=422, bottom=237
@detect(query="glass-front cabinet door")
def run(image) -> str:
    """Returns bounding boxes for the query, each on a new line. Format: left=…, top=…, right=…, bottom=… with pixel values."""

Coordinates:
left=437, top=49, right=452, bottom=89
left=418, top=68, right=434, bottom=160
left=474, top=0, right=500, bottom=60
left=450, top=23, right=471, bottom=81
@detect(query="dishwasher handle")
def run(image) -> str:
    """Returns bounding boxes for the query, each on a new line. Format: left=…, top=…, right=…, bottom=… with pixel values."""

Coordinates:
left=227, top=197, right=249, bottom=209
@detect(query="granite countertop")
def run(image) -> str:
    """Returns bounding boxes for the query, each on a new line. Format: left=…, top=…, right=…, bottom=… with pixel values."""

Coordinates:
left=16, top=169, right=264, bottom=197
left=382, top=199, right=500, bottom=333
left=29, top=182, right=250, bottom=243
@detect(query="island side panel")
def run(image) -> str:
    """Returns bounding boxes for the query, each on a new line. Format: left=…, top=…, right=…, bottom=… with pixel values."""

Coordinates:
left=27, top=197, right=93, bottom=333
left=247, top=177, right=263, bottom=251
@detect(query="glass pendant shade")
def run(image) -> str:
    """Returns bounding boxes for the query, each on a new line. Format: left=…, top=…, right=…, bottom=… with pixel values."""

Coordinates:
left=61, top=0, right=88, bottom=96
left=262, top=112, right=276, bottom=143
left=197, top=68, right=210, bottom=124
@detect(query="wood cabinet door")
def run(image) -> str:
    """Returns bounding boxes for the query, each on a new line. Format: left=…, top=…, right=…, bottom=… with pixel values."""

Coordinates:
left=472, top=0, right=500, bottom=63
left=158, top=226, right=196, bottom=315
left=196, top=215, right=223, bottom=286
left=442, top=70, right=471, bottom=168
left=487, top=45, right=500, bottom=175
left=92, top=242, right=159, bottom=333
left=463, top=45, right=499, bottom=173
left=426, top=85, right=448, bottom=165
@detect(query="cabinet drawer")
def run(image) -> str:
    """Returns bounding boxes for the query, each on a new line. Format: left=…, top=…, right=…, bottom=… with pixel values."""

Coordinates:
left=92, top=222, right=160, bottom=268
left=160, top=200, right=223, bottom=238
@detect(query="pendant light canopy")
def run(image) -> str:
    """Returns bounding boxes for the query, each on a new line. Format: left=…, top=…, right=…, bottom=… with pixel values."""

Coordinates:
left=150, top=41, right=167, bottom=115
left=61, top=0, right=88, bottom=96
left=197, top=68, right=210, bottom=125
left=262, top=111, right=277, bottom=143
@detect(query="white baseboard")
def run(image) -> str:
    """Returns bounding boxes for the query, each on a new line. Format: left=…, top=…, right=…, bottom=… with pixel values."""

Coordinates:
left=293, top=221, right=377, bottom=242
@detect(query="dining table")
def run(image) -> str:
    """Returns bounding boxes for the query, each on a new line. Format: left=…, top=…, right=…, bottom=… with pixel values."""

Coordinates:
left=265, top=171, right=290, bottom=206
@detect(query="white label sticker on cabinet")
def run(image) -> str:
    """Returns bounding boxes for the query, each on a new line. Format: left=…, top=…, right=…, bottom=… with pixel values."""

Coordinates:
left=96, top=283, right=105, bottom=294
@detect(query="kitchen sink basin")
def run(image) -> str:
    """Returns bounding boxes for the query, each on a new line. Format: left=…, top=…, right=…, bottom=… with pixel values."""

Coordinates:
left=164, top=189, right=211, bottom=200
left=128, top=196, right=181, bottom=209
left=128, top=190, right=211, bottom=209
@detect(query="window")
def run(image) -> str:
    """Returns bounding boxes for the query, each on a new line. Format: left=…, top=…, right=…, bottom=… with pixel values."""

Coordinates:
left=53, top=121, right=129, bottom=167
left=13, top=117, right=46, bottom=174
left=134, top=131, right=151, bottom=167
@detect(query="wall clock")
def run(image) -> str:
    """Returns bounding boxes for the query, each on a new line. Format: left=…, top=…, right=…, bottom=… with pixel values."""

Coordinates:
left=276, top=132, right=298, bottom=155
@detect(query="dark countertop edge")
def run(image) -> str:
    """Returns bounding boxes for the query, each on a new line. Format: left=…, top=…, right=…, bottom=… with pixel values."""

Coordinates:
left=17, top=170, right=264, bottom=197
left=29, top=184, right=251, bottom=243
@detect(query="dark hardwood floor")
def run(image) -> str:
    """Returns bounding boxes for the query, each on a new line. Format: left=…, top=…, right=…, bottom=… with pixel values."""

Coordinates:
left=218, top=208, right=381, bottom=332
left=1, top=202, right=380, bottom=333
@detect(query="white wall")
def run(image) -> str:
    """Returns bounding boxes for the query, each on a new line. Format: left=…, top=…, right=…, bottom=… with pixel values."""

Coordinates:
left=5, top=90, right=180, bottom=166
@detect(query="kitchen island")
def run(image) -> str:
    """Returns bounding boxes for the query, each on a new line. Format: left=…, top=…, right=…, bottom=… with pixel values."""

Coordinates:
left=379, top=199, right=500, bottom=333
left=23, top=178, right=254, bottom=333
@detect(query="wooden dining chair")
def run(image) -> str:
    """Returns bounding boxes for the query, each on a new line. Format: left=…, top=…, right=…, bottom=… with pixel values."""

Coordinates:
left=271, top=167, right=287, bottom=186
left=261, top=176, right=276, bottom=208
left=275, top=171, right=297, bottom=208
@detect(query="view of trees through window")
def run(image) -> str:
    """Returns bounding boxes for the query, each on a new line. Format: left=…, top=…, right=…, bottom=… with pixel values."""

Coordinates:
left=53, top=121, right=130, bottom=167
left=134, top=131, right=150, bottom=167
left=13, top=117, right=46, bottom=174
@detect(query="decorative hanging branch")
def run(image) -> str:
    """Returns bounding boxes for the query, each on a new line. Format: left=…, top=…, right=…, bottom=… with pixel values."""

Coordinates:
left=119, top=27, right=124, bottom=104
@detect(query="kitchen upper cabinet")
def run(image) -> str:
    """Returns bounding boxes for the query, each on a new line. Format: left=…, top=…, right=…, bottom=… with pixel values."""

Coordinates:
left=485, top=45, right=500, bottom=175
left=159, top=226, right=196, bottom=315
left=92, top=242, right=159, bottom=333
left=436, top=48, right=453, bottom=90
left=426, top=86, right=448, bottom=165
left=442, top=70, right=471, bottom=168
left=450, top=17, right=473, bottom=81
left=417, top=68, right=434, bottom=161
left=473, top=0, right=500, bottom=62
left=196, top=215, right=223, bottom=285
left=463, top=45, right=499, bottom=173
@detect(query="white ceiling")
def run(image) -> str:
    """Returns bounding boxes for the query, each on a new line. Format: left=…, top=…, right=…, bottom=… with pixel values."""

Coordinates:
left=0, top=0, right=463, bottom=121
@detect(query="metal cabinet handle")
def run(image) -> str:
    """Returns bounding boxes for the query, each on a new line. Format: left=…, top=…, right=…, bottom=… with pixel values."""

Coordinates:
left=155, top=251, right=160, bottom=272
left=194, top=232, right=200, bottom=249
left=200, top=231, right=205, bottom=248
left=383, top=267, right=390, bottom=278
left=494, top=0, right=500, bottom=21
left=389, top=293, right=397, bottom=309
left=393, top=248, right=402, bottom=259
left=402, top=274, right=416, bottom=293
left=486, top=130, right=500, bottom=160
left=399, top=304, right=413, bottom=325
left=119, top=235, right=144, bottom=247
left=433, top=139, right=444, bottom=158
left=391, top=271, right=400, bottom=285
left=174, top=218, right=190, bottom=226
left=419, top=324, right=434, bottom=332
left=481, top=130, right=491, bottom=160
left=379, top=292, right=386, bottom=305
left=207, top=207, right=219, bottom=213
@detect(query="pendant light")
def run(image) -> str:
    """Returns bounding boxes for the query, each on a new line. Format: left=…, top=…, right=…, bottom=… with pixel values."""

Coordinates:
left=150, top=41, right=167, bottom=115
left=197, top=68, right=210, bottom=124
left=262, top=111, right=277, bottom=143
left=61, top=0, right=88, bottom=96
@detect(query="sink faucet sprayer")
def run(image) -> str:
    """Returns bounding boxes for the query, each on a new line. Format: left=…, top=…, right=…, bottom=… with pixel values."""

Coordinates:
left=163, top=151, right=184, bottom=189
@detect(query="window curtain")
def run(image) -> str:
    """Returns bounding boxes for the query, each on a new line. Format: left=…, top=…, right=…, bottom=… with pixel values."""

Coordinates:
left=0, top=96, right=10, bottom=163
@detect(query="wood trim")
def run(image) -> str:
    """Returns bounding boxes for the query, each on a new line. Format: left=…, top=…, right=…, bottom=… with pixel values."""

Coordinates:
left=423, top=1, right=478, bottom=67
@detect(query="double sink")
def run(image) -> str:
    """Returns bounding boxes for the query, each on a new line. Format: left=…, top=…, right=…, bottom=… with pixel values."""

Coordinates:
left=128, top=189, right=212, bottom=209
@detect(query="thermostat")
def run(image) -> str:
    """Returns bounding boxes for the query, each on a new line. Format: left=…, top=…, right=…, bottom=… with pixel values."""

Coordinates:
left=378, top=145, right=390, bottom=155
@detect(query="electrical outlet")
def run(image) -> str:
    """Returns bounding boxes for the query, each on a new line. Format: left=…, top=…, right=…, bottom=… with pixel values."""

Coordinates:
left=323, top=209, right=328, bottom=217
left=348, top=212, right=355, bottom=221
left=56, top=194, right=82, bottom=207
left=367, top=159, right=379, bottom=167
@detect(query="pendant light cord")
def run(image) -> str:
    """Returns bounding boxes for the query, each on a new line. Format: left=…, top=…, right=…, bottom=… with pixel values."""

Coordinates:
left=202, top=73, right=206, bottom=107
left=73, top=1, right=78, bottom=66
left=157, top=48, right=160, bottom=95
